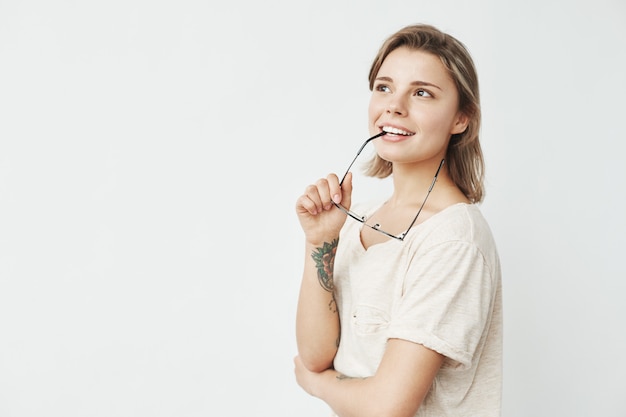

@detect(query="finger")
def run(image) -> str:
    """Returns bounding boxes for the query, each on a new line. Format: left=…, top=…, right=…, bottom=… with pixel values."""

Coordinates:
left=313, top=177, right=334, bottom=211
left=325, top=173, right=343, bottom=206
left=297, top=182, right=326, bottom=215
left=296, top=194, right=320, bottom=216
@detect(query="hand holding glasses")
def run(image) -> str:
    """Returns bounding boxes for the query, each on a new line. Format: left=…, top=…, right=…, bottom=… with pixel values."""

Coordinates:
left=332, top=131, right=445, bottom=241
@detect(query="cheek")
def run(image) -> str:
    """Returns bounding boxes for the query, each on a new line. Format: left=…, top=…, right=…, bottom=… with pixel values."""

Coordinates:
left=424, top=108, right=458, bottom=132
left=367, top=99, right=383, bottom=124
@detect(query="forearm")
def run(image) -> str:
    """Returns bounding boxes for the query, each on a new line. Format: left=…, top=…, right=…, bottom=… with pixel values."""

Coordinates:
left=295, top=339, right=443, bottom=417
left=309, top=370, right=400, bottom=417
left=296, top=239, right=340, bottom=372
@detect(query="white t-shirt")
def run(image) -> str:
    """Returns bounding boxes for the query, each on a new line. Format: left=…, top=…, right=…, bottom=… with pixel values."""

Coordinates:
left=332, top=202, right=502, bottom=417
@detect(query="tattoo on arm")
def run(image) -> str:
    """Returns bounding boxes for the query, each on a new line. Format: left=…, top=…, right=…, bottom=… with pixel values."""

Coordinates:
left=328, top=296, right=337, bottom=313
left=311, top=238, right=338, bottom=292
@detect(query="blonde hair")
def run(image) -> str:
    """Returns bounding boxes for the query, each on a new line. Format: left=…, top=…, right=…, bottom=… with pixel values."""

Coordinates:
left=365, top=24, right=485, bottom=203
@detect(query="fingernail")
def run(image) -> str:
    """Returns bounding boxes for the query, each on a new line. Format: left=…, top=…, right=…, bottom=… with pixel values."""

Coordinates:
left=332, top=194, right=341, bottom=204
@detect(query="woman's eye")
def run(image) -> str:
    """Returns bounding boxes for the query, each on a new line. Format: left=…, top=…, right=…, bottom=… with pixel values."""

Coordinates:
left=375, top=84, right=391, bottom=93
left=415, top=89, right=432, bottom=98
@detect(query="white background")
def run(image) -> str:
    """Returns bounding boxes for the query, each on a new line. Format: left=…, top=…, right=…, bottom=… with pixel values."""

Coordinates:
left=1, top=1, right=625, bottom=416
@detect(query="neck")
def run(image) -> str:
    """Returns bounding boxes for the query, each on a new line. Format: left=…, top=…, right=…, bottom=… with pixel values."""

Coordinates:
left=388, top=159, right=445, bottom=202
left=388, top=159, right=470, bottom=208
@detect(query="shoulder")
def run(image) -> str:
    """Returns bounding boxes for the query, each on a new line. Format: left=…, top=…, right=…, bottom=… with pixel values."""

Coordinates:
left=408, top=203, right=499, bottom=262
left=419, top=203, right=492, bottom=238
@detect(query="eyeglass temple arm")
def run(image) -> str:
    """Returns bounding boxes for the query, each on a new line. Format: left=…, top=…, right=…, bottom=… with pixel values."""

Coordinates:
left=429, top=158, right=445, bottom=191
left=401, top=159, right=446, bottom=239
left=339, top=131, right=387, bottom=185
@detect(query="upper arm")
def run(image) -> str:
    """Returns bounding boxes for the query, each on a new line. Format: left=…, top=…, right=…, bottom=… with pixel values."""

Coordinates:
left=311, top=337, right=444, bottom=417
left=371, top=338, right=444, bottom=416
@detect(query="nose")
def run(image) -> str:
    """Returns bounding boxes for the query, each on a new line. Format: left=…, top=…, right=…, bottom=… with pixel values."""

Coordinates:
left=386, top=95, right=407, bottom=116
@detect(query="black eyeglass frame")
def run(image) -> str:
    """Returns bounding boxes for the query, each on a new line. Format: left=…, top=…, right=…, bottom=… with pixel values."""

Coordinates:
left=332, top=131, right=445, bottom=241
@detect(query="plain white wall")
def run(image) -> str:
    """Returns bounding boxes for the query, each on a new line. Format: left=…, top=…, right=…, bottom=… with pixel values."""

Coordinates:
left=1, top=1, right=625, bottom=416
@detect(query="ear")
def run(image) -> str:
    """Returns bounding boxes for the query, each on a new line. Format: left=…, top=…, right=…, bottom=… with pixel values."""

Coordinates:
left=451, top=112, right=470, bottom=135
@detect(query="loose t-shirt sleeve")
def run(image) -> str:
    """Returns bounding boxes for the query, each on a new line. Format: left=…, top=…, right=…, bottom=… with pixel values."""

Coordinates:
left=387, top=240, right=495, bottom=369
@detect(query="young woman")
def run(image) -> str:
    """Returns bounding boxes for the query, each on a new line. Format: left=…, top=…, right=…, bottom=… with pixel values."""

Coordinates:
left=294, top=24, right=502, bottom=417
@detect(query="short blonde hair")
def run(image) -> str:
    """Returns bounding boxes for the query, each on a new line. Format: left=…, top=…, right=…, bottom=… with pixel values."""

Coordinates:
left=365, top=24, right=485, bottom=203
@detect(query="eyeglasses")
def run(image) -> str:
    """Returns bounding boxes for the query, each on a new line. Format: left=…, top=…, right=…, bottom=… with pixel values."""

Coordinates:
left=332, top=131, right=445, bottom=241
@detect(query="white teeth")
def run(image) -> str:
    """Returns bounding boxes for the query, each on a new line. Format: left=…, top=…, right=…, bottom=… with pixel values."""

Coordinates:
left=382, top=126, right=413, bottom=136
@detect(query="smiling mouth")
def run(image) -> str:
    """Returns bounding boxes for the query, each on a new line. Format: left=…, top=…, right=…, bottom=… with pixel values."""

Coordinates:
left=381, top=126, right=414, bottom=136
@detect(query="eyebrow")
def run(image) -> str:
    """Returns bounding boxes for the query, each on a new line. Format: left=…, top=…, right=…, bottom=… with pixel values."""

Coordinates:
left=375, top=76, right=442, bottom=91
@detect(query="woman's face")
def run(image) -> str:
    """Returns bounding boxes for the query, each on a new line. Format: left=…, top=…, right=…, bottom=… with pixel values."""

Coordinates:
left=368, top=46, right=468, bottom=166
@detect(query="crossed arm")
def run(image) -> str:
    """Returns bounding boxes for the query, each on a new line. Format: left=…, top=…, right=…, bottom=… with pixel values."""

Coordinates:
left=295, top=239, right=444, bottom=417
left=295, top=338, right=444, bottom=417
